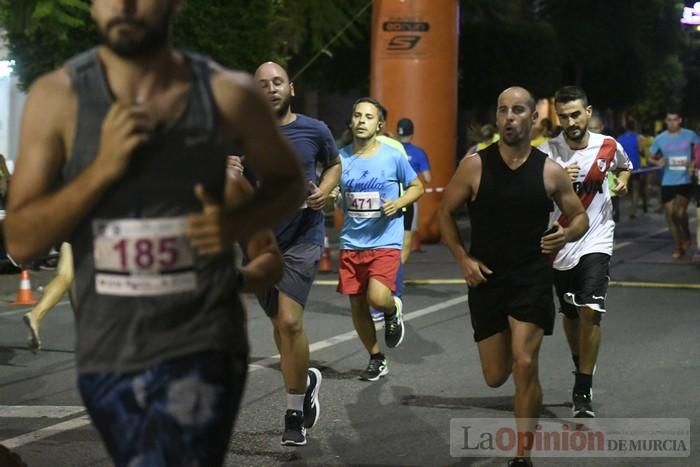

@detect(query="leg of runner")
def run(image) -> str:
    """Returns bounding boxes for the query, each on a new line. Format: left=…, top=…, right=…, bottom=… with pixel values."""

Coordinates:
left=350, top=293, right=388, bottom=381
left=509, top=317, right=544, bottom=464
left=23, top=242, right=74, bottom=352
left=273, top=293, right=311, bottom=446
left=664, top=199, right=683, bottom=258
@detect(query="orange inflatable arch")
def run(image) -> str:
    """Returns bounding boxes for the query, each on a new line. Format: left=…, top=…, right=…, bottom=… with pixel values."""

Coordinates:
left=370, top=0, right=459, bottom=242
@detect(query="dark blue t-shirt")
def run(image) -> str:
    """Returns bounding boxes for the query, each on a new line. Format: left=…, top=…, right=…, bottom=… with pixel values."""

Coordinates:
left=402, top=142, right=430, bottom=174
left=274, top=114, right=339, bottom=250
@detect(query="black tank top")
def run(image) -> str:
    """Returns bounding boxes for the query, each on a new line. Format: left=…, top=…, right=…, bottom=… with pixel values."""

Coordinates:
left=468, top=144, right=553, bottom=286
left=63, top=48, right=246, bottom=373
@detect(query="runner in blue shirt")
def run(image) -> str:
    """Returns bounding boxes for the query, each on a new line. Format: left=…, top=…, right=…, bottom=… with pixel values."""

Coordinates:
left=337, top=98, right=423, bottom=382
left=648, top=112, right=700, bottom=259
left=253, top=62, right=341, bottom=446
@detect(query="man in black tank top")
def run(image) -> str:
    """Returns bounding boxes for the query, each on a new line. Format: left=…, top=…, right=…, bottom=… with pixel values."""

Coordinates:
left=4, top=2, right=305, bottom=467
left=439, top=87, right=589, bottom=467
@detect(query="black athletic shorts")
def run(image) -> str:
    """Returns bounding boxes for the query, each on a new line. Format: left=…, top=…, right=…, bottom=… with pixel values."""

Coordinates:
left=255, top=243, right=322, bottom=317
left=661, top=184, right=693, bottom=204
left=467, top=283, right=555, bottom=342
left=403, top=203, right=415, bottom=231
left=554, top=253, right=610, bottom=319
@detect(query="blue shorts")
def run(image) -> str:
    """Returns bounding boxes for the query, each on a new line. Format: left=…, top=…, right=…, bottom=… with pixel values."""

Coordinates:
left=78, top=351, right=247, bottom=467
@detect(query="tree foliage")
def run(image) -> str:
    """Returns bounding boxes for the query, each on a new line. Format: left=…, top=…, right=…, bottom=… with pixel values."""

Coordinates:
left=0, top=0, right=370, bottom=90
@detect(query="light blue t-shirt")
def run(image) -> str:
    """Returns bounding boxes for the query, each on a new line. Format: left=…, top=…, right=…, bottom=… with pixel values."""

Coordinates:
left=650, top=129, right=700, bottom=186
left=339, top=142, right=417, bottom=250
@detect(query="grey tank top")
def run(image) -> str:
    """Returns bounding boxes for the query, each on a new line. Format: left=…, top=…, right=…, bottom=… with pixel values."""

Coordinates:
left=63, top=48, right=247, bottom=373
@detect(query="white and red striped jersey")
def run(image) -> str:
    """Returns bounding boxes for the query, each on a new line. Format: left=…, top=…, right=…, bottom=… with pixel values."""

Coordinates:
left=538, top=132, right=633, bottom=271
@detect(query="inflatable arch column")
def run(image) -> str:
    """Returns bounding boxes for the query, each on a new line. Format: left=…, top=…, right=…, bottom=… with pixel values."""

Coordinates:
left=370, top=0, right=459, bottom=242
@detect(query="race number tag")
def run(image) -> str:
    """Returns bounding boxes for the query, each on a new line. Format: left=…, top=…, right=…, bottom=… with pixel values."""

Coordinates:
left=668, top=156, right=687, bottom=171
left=346, top=191, right=381, bottom=218
left=93, top=217, right=196, bottom=296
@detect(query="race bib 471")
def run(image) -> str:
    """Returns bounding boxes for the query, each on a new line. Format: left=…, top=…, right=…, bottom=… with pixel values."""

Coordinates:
left=346, top=191, right=381, bottom=218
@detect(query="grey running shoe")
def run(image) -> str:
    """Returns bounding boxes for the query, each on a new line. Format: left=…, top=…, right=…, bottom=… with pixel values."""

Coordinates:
left=281, top=409, right=306, bottom=446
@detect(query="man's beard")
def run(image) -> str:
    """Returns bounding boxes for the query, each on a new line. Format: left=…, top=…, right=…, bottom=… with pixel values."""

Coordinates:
left=564, top=123, right=587, bottom=142
left=100, top=8, right=172, bottom=59
left=500, top=128, right=527, bottom=147
left=274, top=94, right=292, bottom=119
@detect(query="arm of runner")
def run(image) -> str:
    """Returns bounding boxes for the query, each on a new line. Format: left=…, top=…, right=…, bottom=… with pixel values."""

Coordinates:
left=239, top=231, right=283, bottom=293
left=612, top=142, right=632, bottom=195
left=307, top=158, right=341, bottom=211
left=382, top=178, right=424, bottom=216
left=211, top=68, right=305, bottom=240
left=5, top=69, right=155, bottom=262
left=438, top=154, right=492, bottom=286
left=542, top=159, right=589, bottom=254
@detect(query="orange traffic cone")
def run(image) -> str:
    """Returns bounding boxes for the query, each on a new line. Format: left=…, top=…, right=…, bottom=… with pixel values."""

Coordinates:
left=411, top=230, right=423, bottom=253
left=318, top=235, right=334, bottom=273
left=13, top=270, right=38, bottom=305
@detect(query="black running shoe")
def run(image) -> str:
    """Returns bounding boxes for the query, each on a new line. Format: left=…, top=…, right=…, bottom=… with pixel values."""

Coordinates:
left=360, top=356, right=388, bottom=381
left=508, top=457, right=533, bottom=466
left=281, top=409, right=306, bottom=446
left=303, top=368, right=322, bottom=429
left=572, top=390, right=595, bottom=418
left=385, top=296, right=405, bottom=348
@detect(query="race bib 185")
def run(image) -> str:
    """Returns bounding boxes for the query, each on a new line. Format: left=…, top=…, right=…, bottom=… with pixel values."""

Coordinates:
left=92, top=217, right=196, bottom=296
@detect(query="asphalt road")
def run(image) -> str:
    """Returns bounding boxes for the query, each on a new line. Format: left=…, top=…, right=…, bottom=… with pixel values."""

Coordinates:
left=0, top=198, right=698, bottom=467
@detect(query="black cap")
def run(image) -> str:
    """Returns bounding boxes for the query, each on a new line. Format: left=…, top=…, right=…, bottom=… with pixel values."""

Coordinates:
left=397, top=118, right=414, bottom=136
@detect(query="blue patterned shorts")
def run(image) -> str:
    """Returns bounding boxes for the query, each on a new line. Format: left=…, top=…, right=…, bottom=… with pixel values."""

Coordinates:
left=78, top=351, right=247, bottom=467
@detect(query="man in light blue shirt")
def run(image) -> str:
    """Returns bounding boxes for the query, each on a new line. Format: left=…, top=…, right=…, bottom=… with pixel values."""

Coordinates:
left=649, top=112, right=700, bottom=259
left=337, top=97, right=423, bottom=382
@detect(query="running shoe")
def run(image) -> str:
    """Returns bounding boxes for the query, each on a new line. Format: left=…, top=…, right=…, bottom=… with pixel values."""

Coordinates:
left=508, top=457, right=533, bottom=466
left=572, top=390, right=595, bottom=418
left=370, top=308, right=384, bottom=322
left=385, top=296, right=405, bottom=348
left=22, top=314, right=41, bottom=353
left=303, top=368, right=322, bottom=429
left=360, top=356, right=388, bottom=382
left=281, top=409, right=306, bottom=446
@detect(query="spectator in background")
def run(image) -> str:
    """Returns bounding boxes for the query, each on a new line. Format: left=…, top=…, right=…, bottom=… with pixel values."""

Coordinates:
left=617, top=118, right=646, bottom=218
left=467, top=123, right=499, bottom=154
left=530, top=117, right=555, bottom=148
left=0, top=153, right=11, bottom=208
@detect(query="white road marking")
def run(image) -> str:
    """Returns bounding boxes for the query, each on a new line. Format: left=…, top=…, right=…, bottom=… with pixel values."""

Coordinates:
left=2, top=416, right=92, bottom=450
left=613, top=226, right=668, bottom=251
left=0, top=405, right=84, bottom=418
left=249, top=295, right=468, bottom=372
left=0, top=295, right=469, bottom=448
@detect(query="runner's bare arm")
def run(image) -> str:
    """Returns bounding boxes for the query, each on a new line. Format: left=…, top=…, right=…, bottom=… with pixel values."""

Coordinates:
left=545, top=159, right=588, bottom=243
left=5, top=69, right=151, bottom=262
left=438, top=155, right=480, bottom=263
left=239, top=231, right=283, bottom=293
left=307, top=157, right=341, bottom=211
left=211, top=68, right=305, bottom=239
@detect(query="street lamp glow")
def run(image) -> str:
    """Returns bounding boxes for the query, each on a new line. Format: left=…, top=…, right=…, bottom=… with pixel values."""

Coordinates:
left=0, top=60, right=14, bottom=78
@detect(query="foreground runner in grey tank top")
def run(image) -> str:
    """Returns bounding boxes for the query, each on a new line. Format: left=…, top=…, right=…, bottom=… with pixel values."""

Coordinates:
left=4, top=2, right=305, bottom=466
